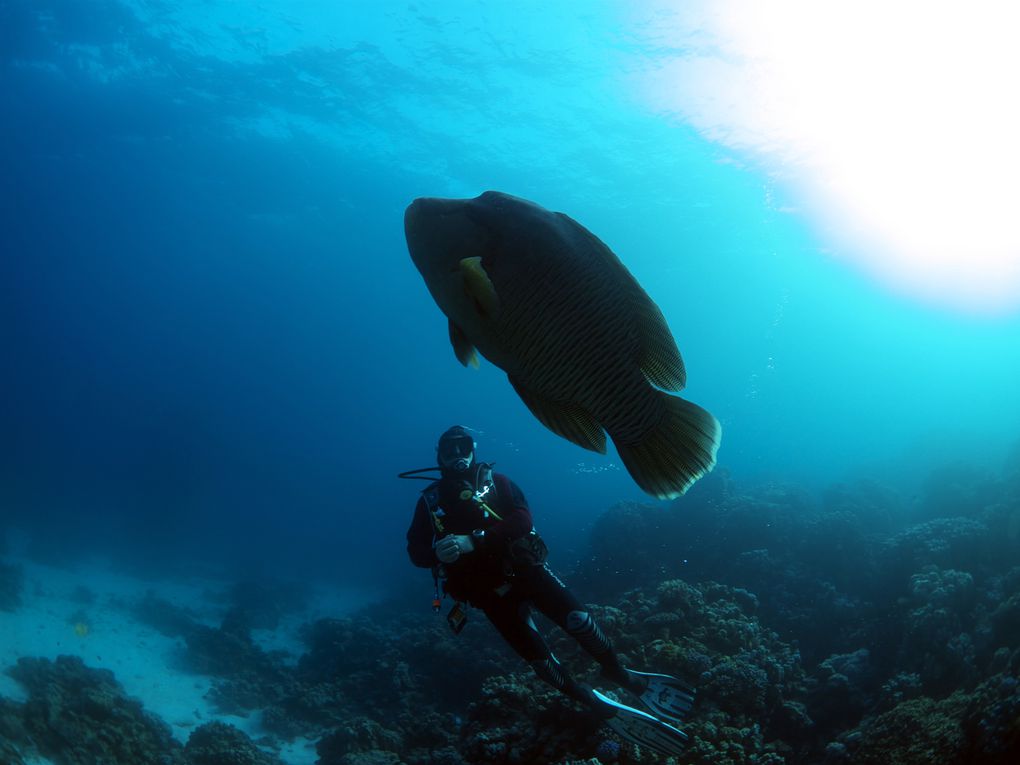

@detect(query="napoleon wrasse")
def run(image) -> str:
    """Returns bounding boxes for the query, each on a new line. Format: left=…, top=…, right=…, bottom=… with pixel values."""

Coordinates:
left=404, top=191, right=721, bottom=499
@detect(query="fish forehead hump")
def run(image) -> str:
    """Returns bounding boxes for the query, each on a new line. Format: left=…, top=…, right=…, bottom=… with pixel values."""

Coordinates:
left=474, top=193, right=626, bottom=285
left=470, top=192, right=578, bottom=249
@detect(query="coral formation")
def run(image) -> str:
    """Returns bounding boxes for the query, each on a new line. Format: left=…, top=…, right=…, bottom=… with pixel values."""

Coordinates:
left=0, top=655, right=291, bottom=765
left=2, top=454, right=1019, bottom=763
left=185, top=720, right=287, bottom=765
left=7, top=655, right=188, bottom=765
left=575, top=458, right=1020, bottom=764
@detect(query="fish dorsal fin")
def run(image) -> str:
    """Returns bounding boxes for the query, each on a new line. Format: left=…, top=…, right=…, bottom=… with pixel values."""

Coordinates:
left=449, top=319, right=479, bottom=368
left=459, top=256, right=500, bottom=319
left=635, top=299, right=686, bottom=392
left=508, top=375, right=607, bottom=454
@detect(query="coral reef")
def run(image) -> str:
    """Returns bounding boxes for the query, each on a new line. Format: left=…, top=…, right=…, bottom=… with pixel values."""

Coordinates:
left=833, top=694, right=970, bottom=764
left=7, top=655, right=188, bottom=765
left=574, top=457, right=1020, bottom=764
left=185, top=720, right=286, bottom=765
left=2, top=452, right=1019, bottom=764
left=0, top=696, right=32, bottom=765
left=0, top=655, right=287, bottom=765
left=216, top=579, right=311, bottom=633
left=457, top=672, right=598, bottom=765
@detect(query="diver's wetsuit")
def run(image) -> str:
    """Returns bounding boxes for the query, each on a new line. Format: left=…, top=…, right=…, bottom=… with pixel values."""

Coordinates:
left=406, top=471, right=630, bottom=706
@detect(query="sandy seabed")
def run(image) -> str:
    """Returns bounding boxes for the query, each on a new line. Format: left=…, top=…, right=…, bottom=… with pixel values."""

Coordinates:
left=0, top=555, right=375, bottom=765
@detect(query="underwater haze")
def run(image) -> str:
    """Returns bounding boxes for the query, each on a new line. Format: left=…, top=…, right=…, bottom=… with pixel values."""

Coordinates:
left=2, top=2, right=1020, bottom=762
left=4, top=0, right=1019, bottom=581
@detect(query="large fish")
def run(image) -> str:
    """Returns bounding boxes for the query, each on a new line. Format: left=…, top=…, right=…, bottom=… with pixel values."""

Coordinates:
left=404, top=191, right=721, bottom=499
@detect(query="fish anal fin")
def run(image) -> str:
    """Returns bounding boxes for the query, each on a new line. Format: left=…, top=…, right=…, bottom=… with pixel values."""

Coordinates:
left=635, top=300, right=686, bottom=391
left=459, top=256, right=500, bottom=319
left=509, top=376, right=606, bottom=453
left=449, top=320, right=479, bottom=368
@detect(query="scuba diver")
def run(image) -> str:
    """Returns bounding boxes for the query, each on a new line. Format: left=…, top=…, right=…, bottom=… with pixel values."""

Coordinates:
left=402, top=425, right=695, bottom=757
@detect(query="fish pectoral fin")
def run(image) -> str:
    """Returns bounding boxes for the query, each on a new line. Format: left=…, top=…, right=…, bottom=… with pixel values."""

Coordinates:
left=449, top=320, right=480, bottom=368
left=635, top=299, right=687, bottom=391
left=508, top=376, right=606, bottom=453
left=459, top=256, right=500, bottom=319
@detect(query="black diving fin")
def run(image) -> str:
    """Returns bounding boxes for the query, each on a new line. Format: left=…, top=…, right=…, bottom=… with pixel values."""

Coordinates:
left=628, top=670, right=697, bottom=725
left=591, top=689, right=688, bottom=757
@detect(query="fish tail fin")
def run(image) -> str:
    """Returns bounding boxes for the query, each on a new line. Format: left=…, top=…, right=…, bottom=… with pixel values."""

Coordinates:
left=615, top=394, right=721, bottom=499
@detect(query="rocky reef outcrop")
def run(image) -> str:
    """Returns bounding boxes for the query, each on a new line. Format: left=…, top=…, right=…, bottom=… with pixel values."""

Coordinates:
left=2, top=452, right=1019, bottom=764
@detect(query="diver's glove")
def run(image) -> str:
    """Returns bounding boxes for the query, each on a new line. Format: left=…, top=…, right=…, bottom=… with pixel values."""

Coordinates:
left=435, top=534, right=475, bottom=563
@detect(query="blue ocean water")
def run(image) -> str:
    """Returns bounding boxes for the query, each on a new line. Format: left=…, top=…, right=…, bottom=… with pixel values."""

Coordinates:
left=2, top=0, right=1019, bottom=591
left=5, top=4, right=1020, bottom=765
